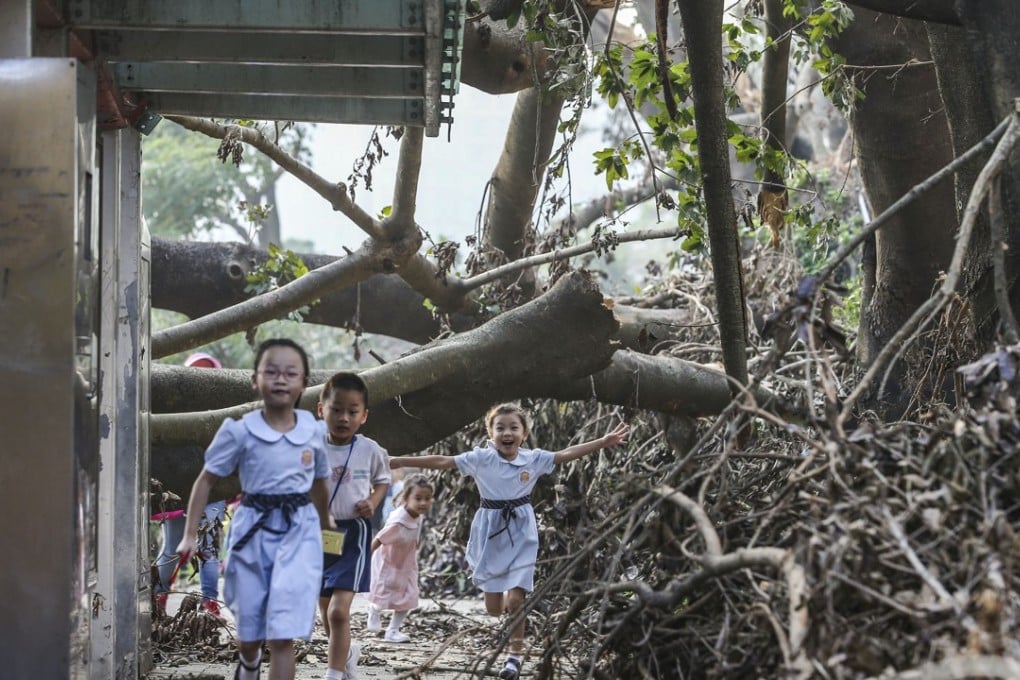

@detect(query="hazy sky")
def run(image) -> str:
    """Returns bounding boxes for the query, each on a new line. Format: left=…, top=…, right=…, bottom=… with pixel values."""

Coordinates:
left=275, top=86, right=614, bottom=254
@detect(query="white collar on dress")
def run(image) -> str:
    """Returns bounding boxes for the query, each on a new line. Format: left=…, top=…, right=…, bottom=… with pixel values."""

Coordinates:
left=485, top=441, right=529, bottom=466
left=242, top=409, right=316, bottom=444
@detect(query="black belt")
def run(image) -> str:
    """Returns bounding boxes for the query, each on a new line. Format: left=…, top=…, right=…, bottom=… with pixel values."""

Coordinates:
left=481, top=495, right=531, bottom=546
left=231, top=492, right=311, bottom=552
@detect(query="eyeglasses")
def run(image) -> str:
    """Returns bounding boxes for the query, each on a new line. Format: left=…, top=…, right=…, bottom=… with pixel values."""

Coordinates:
left=258, top=367, right=303, bottom=381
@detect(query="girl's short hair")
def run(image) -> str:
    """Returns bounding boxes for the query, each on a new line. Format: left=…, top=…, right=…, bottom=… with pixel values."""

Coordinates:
left=400, top=474, right=434, bottom=503
left=484, top=402, right=530, bottom=434
left=253, top=338, right=310, bottom=384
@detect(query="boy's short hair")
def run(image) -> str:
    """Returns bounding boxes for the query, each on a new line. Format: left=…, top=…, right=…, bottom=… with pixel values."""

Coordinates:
left=321, top=371, right=369, bottom=404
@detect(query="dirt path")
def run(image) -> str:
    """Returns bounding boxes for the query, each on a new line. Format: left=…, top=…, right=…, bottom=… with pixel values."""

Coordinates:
left=146, top=592, right=524, bottom=679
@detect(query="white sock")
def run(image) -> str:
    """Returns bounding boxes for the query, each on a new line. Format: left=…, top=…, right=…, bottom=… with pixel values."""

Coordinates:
left=237, top=649, right=262, bottom=680
left=388, top=609, right=408, bottom=632
left=366, top=604, right=382, bottom=630
left=324, top=669, right=346, bottom=680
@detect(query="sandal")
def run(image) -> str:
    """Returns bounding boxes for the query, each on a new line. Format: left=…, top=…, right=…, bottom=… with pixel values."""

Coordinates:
left=498, top=656, right=521, bottom=680
left=233, top=654, right=261, bottom=680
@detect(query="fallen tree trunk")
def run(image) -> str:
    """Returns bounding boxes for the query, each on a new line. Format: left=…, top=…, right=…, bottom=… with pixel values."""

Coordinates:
left=152, top=271, right=620, bottom=495
left=151, top=237, right=697, bottom=352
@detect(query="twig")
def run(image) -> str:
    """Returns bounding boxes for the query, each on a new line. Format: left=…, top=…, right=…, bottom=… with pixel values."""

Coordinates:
left=869, top=654, right=1020, bottom=680
left=459, top=227, right=681, bottom=289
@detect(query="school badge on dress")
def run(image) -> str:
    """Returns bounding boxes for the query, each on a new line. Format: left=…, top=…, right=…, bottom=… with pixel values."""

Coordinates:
left=519, top=471, right=530, bottom=483
left=301, top=449, right=313, bottom=466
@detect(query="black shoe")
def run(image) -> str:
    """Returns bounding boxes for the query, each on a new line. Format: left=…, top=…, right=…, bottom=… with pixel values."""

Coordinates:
left=233, top=654, right=261, bottom=680
left=498, top=657, right=521, bottom=680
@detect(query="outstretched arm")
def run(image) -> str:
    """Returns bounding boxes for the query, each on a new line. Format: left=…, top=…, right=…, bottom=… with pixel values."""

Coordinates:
left=553, top=422, right=630, bottom=464
left=389, top=455, right=457, bottom=471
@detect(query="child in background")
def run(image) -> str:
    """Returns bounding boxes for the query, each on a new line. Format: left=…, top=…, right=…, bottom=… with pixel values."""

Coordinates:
left=317, top=372, right=391, bottom=680
left=154, top=352, right=228, bottom=617
left=373, top=466, right=405, bottom=530
left=177, top=339, right=332, bottom=680
left=366, top=474, right=434, bottom=642
left=389, top=403, right=628, bottom=680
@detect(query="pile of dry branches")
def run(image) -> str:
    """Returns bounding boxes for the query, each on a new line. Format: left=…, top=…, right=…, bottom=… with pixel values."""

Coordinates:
left=412, top=250, right=1020, bottom=679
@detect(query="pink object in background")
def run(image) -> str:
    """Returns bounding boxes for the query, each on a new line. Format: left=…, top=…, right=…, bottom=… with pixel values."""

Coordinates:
left=184, top=352, right=222, bottom=369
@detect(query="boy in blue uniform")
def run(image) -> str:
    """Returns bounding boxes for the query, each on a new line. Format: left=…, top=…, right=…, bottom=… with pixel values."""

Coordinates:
left=317, top=372, right=391, bottom=680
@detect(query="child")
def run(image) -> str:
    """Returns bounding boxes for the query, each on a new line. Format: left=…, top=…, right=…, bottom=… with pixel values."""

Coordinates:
left=177, top=338, right=332, bottom=680
left=366, top=474, right=434, bottom=642
left=155, top=352, right=228, bottom=618
left=389, top=403, right=629, bottom=680
left=317, top=372, right=391, bottom=680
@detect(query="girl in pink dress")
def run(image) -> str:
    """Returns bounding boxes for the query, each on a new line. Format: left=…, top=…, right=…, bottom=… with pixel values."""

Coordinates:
left=366, top=475, right=434, bottom=642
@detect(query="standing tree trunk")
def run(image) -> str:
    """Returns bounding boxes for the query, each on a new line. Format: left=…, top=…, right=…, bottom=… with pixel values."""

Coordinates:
left=831, top=8, right=957, bottom=413
left=677, top=0, right=749, bottom=393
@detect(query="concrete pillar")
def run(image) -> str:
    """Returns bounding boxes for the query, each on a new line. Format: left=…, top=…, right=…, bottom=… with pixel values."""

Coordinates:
left=94, top=128, right=151, bottom=679
left=0, top=57, right=99, bottom=679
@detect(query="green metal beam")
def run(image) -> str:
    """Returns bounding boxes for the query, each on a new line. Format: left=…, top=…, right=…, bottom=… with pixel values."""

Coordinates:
left=96, top=31, right=425, bottom=66
left=69, top=0, right=424, bottom=33
left=141, top=91, right=425, bottom=126
left=113, top=63, right=424, bottom=98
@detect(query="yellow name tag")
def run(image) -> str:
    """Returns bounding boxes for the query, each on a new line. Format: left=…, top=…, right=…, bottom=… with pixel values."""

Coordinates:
left=322, top=529, right=346, bottom=556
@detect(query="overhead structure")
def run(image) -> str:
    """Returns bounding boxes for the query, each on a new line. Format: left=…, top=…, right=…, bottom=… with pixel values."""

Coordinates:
left=64, top=0, right=466, bottom=136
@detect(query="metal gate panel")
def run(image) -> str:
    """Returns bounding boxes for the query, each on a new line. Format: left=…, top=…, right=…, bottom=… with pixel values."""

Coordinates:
left=68, top=0, right=422, bottom=32
left=96, top=31, right=425, bottom=66
left=62, top=0, right=465, bottom=136
left=140, top=91, right=425, bottom=125
left=0, top=57, right=98, bottom=679
left=112, top=62, right=424, bottom=98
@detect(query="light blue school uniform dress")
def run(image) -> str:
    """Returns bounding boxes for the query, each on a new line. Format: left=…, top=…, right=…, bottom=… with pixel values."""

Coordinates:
left=454, top=444, right=556, bottom=593
left=204, top=410, right=328, bottom=642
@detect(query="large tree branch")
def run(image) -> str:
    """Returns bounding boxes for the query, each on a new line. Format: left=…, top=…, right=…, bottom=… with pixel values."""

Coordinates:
left=165, top=115, right=383, bottom=239
left=150, top=238, right=478, bottom=342
left=151, top=271, right=621, bottom=492
left=461, top=16, right=549, bottom=95
left=151, top=238, right=410, bottom=358
left=151, top=237, right=708, bottom=352
left=842, top=0, right=960, bottom=26
left=544, top=348, right=800, bottom=420
left=383, top=127, right=424, bottom=240
left=482, top=86, right=566, bottom=264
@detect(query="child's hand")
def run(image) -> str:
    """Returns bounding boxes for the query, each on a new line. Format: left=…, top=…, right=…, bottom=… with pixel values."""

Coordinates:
left=354, top=498, right=374, bottom=519
left=176, top=535, right=198, bottom=559
left=603, top=422, right=630, bottom=448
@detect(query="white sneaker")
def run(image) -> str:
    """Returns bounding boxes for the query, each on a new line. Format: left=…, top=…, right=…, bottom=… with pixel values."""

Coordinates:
left=366, top=606, right=382, bottom=632
left=345, top=643, right=361, bottom=680
left=384, top=629, right=410, bottom=643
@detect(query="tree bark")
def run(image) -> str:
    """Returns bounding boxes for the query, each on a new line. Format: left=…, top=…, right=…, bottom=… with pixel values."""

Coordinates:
left=929, top=2, right=1020, bottom=345
left=151, top=237, right=699, bottom=351
left=831, top=8, right=957, bottom=412
left=677, top=0, right=749, bottom=393
left=151, top=270, right=619, bottom=493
